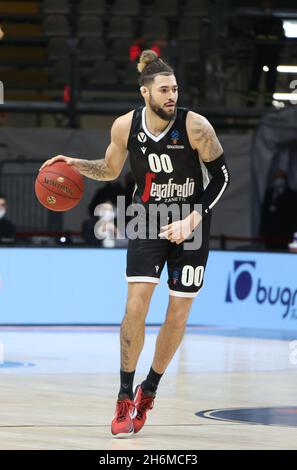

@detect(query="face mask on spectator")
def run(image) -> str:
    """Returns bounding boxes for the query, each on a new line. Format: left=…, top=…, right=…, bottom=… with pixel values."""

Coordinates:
left=0, top=208, right=6, bottom=219
left=273, top=176, right=286, bottom=189
left=96, top=203, right=115, bottom=222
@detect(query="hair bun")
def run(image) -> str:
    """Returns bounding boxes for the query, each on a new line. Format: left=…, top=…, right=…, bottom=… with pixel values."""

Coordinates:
left=137, top=49, right=159, bottom=73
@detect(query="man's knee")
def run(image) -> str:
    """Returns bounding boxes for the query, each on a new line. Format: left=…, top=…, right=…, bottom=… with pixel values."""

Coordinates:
left=124, top=294, right=152, bottom=322
left=125, top=283, right=155, bottom=320
left=165, top=297, right=193, bottom=328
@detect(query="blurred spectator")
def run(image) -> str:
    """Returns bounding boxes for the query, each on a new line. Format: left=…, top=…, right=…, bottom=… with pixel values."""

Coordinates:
left=81, top=215, right=100, bottom=245
left=288, top=232, right=297, bottom=253
left=246, top=1, right=284, bottom=107
left=82, top=174, right=135, bottom=246
left=260, top=170, right=289, bottom=249
left=123, top=171, right=136, bottom=220
left=260, top=143, right=297, bottom=249
left=88, top=181, right=125, bottom=215
left=0, top=193, right=16, bottom=240
left=94, top=202, right=123, bottom=247
left=82, top=181, right=126, bottom=246
left=82, top=201, right=120, bottom=246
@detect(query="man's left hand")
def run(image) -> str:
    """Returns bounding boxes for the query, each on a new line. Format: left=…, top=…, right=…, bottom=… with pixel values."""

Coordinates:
left=158, top=218, right=193, bottom=244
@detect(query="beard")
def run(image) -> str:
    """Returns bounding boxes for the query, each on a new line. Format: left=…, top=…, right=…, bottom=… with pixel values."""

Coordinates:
left=148, top=94, right=177, bottom=121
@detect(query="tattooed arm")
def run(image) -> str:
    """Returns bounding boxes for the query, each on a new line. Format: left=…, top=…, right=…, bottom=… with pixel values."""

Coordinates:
left=159, top=113, right=230, bottom=244
left=187, top=111, right=223, bottom=162
left=184, top=112, right=229, bottom=231
left=40, top=111, right=133, bottom=181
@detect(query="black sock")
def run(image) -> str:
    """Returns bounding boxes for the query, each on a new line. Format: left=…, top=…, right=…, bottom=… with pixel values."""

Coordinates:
left=118, top=369, right=135, bottom=400
left=141, top=367, right=163, bottom=394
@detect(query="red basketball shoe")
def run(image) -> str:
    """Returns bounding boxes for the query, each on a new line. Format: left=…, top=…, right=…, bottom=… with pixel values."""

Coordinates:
left=111, top=397, right=136, bottom=438
left=133, top=384, right=155, bottom=434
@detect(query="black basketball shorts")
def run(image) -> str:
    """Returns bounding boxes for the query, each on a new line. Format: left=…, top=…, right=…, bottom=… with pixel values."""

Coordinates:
left=126, top=214, right=211, bottom=298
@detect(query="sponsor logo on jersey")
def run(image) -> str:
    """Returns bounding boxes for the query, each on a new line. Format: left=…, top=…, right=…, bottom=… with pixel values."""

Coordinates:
left=166, top=144, right=185, bottom=149
left=142, top=176, right=195, bottom=202
left=137, top=132, right=147, bottom=143
left=140, top=146, right=147, bottom=154
left=141, top=172, right=156, bottom=203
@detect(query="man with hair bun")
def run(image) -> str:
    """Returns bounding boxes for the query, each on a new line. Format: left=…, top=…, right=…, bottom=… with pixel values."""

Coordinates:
left=40, top=50, right=230, bottom=438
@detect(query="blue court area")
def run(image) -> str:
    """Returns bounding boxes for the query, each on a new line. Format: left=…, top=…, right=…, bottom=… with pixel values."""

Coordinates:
left=188, top=326, right=297, bottom=341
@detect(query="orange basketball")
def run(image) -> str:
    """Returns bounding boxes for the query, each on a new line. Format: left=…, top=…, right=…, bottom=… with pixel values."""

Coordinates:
left=35, top=161, right=84, bottom=211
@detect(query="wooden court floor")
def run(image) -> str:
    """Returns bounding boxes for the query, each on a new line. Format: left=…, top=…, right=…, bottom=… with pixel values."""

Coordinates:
left=0, top=326, right=296, bottom=450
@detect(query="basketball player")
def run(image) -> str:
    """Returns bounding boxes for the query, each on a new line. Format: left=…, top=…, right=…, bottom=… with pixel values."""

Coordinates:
left=40, top=50, right=230, bottom=438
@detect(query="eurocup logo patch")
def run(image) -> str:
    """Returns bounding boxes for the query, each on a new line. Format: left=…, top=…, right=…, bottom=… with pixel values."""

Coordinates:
left=225, top=261, right=256, bottom=303
left=170, top=129, right=179, bottom=144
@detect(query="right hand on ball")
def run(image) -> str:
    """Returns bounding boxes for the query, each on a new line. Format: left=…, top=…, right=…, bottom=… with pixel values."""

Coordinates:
left=39, top=155, right=76, bottom=171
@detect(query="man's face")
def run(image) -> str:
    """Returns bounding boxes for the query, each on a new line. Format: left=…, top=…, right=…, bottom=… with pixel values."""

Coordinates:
left=146, top=74, right=178, bottom=121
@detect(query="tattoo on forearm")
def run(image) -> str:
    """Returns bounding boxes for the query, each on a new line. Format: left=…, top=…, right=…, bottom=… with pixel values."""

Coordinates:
left=191, top=120, right=223, bottom=162
left=76, top=159, right=111, bottom=181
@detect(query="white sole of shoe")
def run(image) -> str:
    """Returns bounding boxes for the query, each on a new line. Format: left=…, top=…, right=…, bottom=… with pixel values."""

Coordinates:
left=111, top=429, right=134, bottom=439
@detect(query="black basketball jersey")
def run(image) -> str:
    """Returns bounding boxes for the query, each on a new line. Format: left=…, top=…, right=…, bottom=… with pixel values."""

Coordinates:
left=127, top=106, right=209, bottom=210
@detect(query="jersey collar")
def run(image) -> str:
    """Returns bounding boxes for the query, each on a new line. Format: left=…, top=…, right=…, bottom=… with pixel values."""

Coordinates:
left=142, top=106, right=175, bottom=142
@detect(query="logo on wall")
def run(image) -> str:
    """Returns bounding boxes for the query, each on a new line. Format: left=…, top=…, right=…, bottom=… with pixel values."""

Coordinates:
left=225, top=261, right=256, bottom=302
left=225, top=259, right=297, bottom=320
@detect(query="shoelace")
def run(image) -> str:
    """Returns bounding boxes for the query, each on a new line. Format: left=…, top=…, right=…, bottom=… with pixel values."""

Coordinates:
left=136, top=396, right=154, bottom=419
left=116, top=401, right=132, bottom=423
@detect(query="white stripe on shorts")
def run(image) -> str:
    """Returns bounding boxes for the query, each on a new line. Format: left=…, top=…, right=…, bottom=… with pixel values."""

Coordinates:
left=169, top=289, right=198, bottom=298
left=126, top=276, right=160, bottom=284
